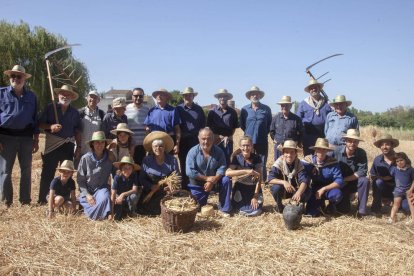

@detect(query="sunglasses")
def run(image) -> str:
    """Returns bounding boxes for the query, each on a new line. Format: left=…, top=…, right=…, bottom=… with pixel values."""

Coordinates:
left=133, top=94, right=144, bottom=98
left=10, top=74, right=23, bottom=80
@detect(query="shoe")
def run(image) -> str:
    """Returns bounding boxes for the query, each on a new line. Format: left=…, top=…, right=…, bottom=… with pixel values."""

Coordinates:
left=325, top=203, right=337, bottom=215
left=387, top=217, right=395, bottom=224
left=218, top=210, right=231, bottom=218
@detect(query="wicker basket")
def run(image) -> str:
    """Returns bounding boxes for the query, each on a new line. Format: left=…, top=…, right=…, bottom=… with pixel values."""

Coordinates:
left=160, top=190, right=199, bottom=233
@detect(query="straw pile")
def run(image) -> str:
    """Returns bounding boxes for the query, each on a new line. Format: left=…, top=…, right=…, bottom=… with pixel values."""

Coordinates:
left=164, top=196, right=198, bottom=212
left=1, top=127, right=414, bottom=275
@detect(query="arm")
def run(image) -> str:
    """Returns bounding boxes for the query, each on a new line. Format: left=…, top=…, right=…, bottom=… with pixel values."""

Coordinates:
left=69, top=190, right=76, bottom=213
left=48, top=189, right=56, bottom=218
left=173, top=125, right=181, bottom=154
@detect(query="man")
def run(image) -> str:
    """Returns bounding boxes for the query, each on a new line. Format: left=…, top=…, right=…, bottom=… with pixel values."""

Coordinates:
left=325, top=95, right=359, bottom=146
left=125, top=87, right=149, bottom=165
left=144, top=88, right=181, bottom=154
left=370, top=133, right=399, bottom=214
left=240, top=86, right=272, bottom=180
left=38, top=84, right=81, bottom=204
left=176, top=87, right=206, bottom=189
left=78, top=90, right=105, bottom=159
left=0, top=65, right=39, bottom=206
left=269, top=95, right=303, bottom=161
left=297, top=79, right=332, bottom=155
left=331, top=129, right=369, bottom=216
left=206, top=89, right=239, bottom=166
left=186, top=127, right=232, bottom=216
left=102, top=97, right=127, bottom=140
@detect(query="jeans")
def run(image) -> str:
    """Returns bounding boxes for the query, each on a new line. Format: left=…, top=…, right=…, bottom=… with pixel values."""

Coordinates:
left=0, top=134, right=33, bottom=205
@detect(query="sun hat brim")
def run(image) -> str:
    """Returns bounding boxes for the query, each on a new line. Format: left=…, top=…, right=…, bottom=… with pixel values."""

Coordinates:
left=143, top=131, right=174, bottom=153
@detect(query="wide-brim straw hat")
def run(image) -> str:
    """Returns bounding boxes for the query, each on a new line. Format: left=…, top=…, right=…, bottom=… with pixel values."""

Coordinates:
left=373, top=133, right=399, bottom=148
left=56, top=160, right=76, bottom=172
left=112, top=97, right=126, bottom=108
left=86, top=131, right=112, bottom=146
left=245, top=86, right=265, bottom=100
left=181, top=86, right=198, bottom=96
left=113, top=155, right=141, bottom=171
left=281, top=140, right=302, bottom=151
left=277, top=95, right=293, bottom=105
left=143, top=131, right=174, bottom=153
left=309, top=138, right=333, bottom=151
left=54, top=84, right=79, bottom=101
left=4, top=65, right=32, bottom=79
left=214, top=88, right=233, bottom=100
left=342, top=129, right=364, bottom=141
left=304, top=79, right=324, bottom=92
left=110, top=123, right=134, bottom=136
left=152, top=88, right=172, bottom=101
left=329, top=95, right=352, bottom=107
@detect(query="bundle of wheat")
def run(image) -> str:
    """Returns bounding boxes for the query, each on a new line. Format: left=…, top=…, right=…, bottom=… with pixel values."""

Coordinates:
left=143, top=172, right=181, bottom=203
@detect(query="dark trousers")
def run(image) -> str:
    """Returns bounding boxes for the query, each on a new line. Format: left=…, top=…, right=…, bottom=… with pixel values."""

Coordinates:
left=371, top=178, right=395, bottom=212
left=38, top=142, right=74, bottom=204
left=253, top=143, right=268, bottom=181
left=336, top=177, right=370, bottom=214
left=178, top=135, right=199, bottom=190
left=270, top=184, right=311, bottom=210
left=217, top=140, right=233, bottom=168
left=133, top=145, right=146, bottom=166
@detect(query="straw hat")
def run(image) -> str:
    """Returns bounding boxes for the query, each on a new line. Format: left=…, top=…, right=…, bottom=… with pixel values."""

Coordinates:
left=181, top=87, right=198, bottom=96
left=3, top=65, right=32, bottom=79
left=304, top=79, right=324, bottom=92
left=112, top=97, right=126, bottom=108
left=110, top=123, right=134, bottom=136
left=214, top=88, right=233, bottom=100
left=143, top=131, right=174, bottom=153
left=329, top=95, right=352, bottom=107
left=113, top=155, right=141, bottom=171
left=200, top=204, right=215, bottom=217
left=245, top=86, right=265, bottom=100
left=373, top=133, right=399, bottom=148
left=342, top=129, right=364, bottom=142
left=56, top=160, right=76, bottom=172
left=277, top=96, right=293, bottom=105
left=54, top=84, right=79, bottom=101
left=309, top=138, right=333, bottom=151
left=152, top=88, right=172, bottom=101
left=88, top=90, right=100, bottom=97
left=86, top=131, right=112, bottom=146
left=281, top=140, right=302, bottom=151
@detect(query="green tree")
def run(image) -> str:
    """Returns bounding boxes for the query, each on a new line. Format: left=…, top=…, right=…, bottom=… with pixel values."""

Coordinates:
left=169, top=90, right=183, bottom=107
left=0, top=21, right=94, bottom=111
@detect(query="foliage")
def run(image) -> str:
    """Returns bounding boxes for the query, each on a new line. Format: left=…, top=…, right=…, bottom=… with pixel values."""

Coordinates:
left=350, top=106, right=414, bottom=129
left=169, top=90, right=183, bottom=107
left=0, top=21, right=94, bottom=111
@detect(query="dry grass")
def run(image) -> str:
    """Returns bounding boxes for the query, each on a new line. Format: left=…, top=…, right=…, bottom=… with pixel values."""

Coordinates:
left=1, top=126, right=414, bottom=275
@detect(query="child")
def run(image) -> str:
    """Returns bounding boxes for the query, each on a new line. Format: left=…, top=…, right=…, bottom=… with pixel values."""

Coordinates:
left=108, top=123, right=135, bottom=163
left=111, top=156, right=141, bottom=220
left=389, top=152, right=414, bottom=223
left=47, top=160, right=77, bottom=219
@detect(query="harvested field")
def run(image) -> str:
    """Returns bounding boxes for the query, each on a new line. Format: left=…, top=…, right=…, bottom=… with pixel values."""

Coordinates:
left=1, top=126, right=414, bottom=275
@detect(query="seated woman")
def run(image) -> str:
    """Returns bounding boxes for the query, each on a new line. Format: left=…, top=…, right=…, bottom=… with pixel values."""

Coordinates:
left=77, top=131, right=114, bottom=220
left=302, top=138, right=344, bottom=217
left=268, top=140, right=311, bottom=213
left=137, top=131, right=180, bottom=215
left=225, top=136, right=263, bottom=216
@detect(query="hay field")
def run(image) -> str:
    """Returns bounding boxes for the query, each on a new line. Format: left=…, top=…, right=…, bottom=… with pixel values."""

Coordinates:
left=1, top=126, right=414, bottom=275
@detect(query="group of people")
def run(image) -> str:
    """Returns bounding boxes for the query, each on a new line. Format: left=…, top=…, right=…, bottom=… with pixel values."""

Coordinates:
left=1, top=65, right=414, bottom=224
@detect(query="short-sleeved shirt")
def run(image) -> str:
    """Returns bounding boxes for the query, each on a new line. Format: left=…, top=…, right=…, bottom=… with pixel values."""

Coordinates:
left=370, top=154, right=394, bottom=179
left=269, top=112, right=303, bottom=144
left=102, top=112, right=127, bottom=140
left=325, top=111, right=359, bottom=146
left=125, top=103, right=150, bottom=145
left=240, top=103, right=272, bottom=145
left=112, top=172, right=139, bottom=195
left=49, top=176, right=76, bottom=198
left=390, top=166, right=414, bottom=195
left=176, top=103, right=206, bottom=137
left=302, top=155, right=344, bottom=188
left=140, top=154, right=179, bottom=191
left=144, top=104, right=181, bottom=135
left=230, top=152, right=262, bottom=185
left=206, top=105, right=239, bottom=137
left=39, top=103, right=81, bottom=138
left=332, top=145, right=367, bottom=178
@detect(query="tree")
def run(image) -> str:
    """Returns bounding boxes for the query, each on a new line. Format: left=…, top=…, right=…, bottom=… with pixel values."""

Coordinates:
left=0, top=21, right=94, bottom=111
left=169, top=90, right=183, bottom=107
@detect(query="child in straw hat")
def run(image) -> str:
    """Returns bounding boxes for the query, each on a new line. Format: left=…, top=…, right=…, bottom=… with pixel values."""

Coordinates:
left=111, top=156, right=141, bottom=220
left=46, top=160, right=77, bottom=218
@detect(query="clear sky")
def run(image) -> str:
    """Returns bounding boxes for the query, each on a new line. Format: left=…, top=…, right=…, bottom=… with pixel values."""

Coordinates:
left=3, top=0, right=414, bottom=112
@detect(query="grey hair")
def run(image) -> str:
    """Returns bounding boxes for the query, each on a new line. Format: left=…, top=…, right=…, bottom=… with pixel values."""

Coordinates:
left=152, top=139, right=164, bottom=146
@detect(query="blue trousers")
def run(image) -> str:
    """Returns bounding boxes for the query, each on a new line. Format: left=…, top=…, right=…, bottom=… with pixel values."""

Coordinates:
left=188, top=176, right=232, bottom=213
left=306, top=186, right=343, bottom=216
left=371, top=178, right=395, bottom=212
left=231, top=178, right=263, bottom=216
left=113, top=193, right=139, bottom=220
left=270, top=184, right=311, bottom=210
left=0, top=134, right=34, bottom=205
left=80, top=188, right=111, bottom=220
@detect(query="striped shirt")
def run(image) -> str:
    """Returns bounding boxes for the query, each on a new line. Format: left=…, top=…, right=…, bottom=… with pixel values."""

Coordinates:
left=125, top=103, right=149, bottom=145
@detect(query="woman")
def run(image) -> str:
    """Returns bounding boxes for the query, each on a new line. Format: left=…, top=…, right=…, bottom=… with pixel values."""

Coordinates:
left=137, top=131, right=179, bottom=215
left=268, top=140, right=311, bottom=213
left=225, top=136, right=263, bottom=216
left=302, top=138, right=344, bottom=217
left=77, top=131, right=114, bottom=220
left=108, top=123, right=135, bottom=162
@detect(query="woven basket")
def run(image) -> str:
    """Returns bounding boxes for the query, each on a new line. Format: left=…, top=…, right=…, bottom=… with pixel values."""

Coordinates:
left=160, top=190, right=199, bottom=233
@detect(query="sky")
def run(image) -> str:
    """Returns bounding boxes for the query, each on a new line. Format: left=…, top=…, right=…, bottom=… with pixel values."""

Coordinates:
left=3, top=0, right=414, bottom=112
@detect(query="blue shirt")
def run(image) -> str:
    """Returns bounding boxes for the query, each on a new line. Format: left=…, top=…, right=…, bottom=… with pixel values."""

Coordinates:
left=176, top=103, right=206, bottom=137
left=268, top=160, right=309, bottom=188
left=112, top=172, right=139, bottom=195
left=39, top=103, right=81, bottom=138
left=297, top=99, right=332, bottom=137
left=144, top=104, right=181, bottom=135
left=370, top=154, right=394, bottom=179
left=206, top=105, right=239, bottom=136
left=230, top=152, right=262, bottom=185
left=332, top=145, right=367, bottom=178
left=186, top=144, right=227, bottom=186
left=240, top=103, right=272, bottom=144
left=269, top=112, right=303, bottom=144
left=391, top=166, right=414, bottom=194
left=0, top=86, right=39, bottom=136
left=102, top=112, right=127, bottom=140
left=140, top=154, right=179, bottom=191
left=49, top=176, right=76, bottom=197
left=302, top=155, right=344, bottom=188
left=324, top=111, right=359, bottom=145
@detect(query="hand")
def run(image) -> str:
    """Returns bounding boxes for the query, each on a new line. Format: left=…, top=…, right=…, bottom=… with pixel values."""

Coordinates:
left=173, top=144, right=179, bottom=155
left=283, top=181, right=296, bottom=193
left=316, top=187, right=326, bottom=199
left=251, top=197, right=259, bottom=210
left=204, top=181, right=214, bottom=192
left=32, top=140, right=39, bottom=153
left=50, top=124, right=62, bottom=133
left=86, top=194, right=96, bottom=206
left=206, top=176, right=217, bottom=183
left=115, top=195, right=124, bottom=205
left=291, top=191, right=302, bottom=202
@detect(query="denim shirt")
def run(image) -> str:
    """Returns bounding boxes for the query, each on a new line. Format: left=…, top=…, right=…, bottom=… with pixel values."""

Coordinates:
left=324, top=111, right=359, bottom=145
left=240, top=103, right=272, bottom=144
